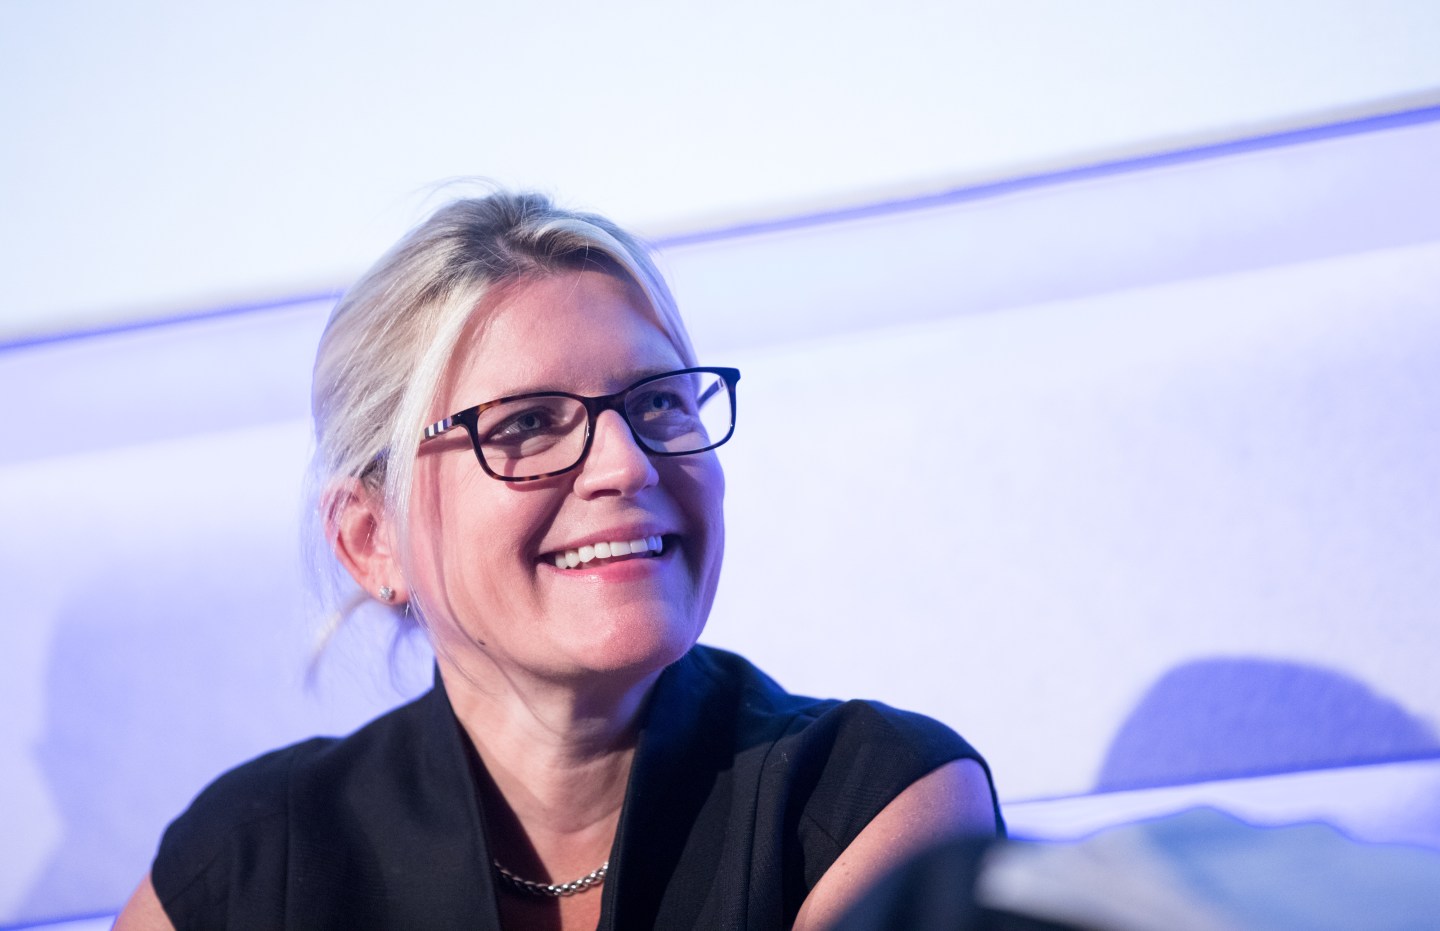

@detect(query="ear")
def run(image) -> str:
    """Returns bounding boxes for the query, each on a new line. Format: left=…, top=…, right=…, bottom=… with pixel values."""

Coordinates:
left=325, top=478, right=408, bottom=605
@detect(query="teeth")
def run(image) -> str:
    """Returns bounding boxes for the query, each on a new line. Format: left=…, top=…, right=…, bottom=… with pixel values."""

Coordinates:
left=549, top=535, right=663, bottom=570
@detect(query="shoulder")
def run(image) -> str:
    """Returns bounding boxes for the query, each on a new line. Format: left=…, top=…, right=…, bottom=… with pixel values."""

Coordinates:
left=151, top=687, right=438, bottom=921
left=680, top=645, right=1001, bottom=834
left=151, top=736, right=329, bottom=913
left=793, top=695, right=983, bottom=768
left=683, top=644, right=985, bottom=771
left=662, top=646, right=1001, bottom=922
left=774, top=696, right=997, bottom=847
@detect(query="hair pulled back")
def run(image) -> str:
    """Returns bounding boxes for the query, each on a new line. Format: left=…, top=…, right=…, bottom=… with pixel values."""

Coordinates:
left=306, top=191, right=695, bottom=632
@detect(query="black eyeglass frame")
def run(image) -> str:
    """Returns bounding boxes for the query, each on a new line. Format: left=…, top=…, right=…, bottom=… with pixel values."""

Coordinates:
left=419, top=366, right=741, bottom=483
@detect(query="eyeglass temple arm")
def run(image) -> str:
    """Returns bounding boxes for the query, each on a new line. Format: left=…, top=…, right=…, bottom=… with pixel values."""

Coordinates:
left=421, top=416, right=458, bottom=442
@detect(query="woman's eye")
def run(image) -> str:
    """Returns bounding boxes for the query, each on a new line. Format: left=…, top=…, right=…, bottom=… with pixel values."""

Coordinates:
left=488, top=408, right=554, bottom=440
left=633, top=390, right=688, bottom=418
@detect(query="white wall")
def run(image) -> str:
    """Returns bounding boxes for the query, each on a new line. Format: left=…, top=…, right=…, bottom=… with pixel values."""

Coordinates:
left=3, top=0, right=1440, bottom=342
left=2, top=111, right=1437, bottom=925
left=712, top=239, right=1440, bottom=798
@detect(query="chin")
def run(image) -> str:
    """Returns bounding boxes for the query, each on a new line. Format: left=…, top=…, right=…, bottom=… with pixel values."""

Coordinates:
left=561, top=607, right=703, bottom=683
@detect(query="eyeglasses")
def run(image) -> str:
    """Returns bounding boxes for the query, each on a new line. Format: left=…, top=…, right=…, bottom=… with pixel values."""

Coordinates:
left=419, top=366, right=740, bottom=482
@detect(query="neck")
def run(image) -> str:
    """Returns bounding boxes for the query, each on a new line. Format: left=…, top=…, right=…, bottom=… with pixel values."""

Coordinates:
left=436, top=655, right=658, bottom=882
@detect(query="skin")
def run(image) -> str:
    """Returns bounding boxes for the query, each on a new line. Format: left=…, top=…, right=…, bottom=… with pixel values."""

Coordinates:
left=398, top=270, right=727, bottom=701
left=114, top=269, right=996, bottom=931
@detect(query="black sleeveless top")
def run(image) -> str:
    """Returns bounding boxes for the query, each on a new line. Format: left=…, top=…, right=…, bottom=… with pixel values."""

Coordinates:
left=152, top=645, right=1001, bottom=929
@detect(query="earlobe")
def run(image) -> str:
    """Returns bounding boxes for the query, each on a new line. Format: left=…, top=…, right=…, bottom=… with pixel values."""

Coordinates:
left=325, top=478, right=407, bottom=604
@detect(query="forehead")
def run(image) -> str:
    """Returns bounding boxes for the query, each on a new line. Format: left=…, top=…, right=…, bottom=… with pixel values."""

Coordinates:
left=446, top=269, right=685, bottom=404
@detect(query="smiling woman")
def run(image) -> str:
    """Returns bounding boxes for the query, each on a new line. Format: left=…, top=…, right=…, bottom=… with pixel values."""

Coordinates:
left=112, top=191, right=1002, bottom=931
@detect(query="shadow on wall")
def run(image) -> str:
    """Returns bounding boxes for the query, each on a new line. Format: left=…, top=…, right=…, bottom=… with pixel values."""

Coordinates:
left=22, top=582, right=193, bottom=922
left=17, top=567, right=427, bottom=927
left=18, top=570, right=310, bottom=925
left=1096, top=657, right=1440, bottom=792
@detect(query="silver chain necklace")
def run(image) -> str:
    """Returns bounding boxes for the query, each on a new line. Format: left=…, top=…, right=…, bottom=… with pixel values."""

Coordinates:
left=493, top=859, right=608, bottom=897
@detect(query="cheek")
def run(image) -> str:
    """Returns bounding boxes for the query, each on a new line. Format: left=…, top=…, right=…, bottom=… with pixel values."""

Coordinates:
left=674, top=454, right=726, bottom=563
left=403, top=459, right=447, bottom=583
left=406, top=458, right=534, bottom=622
left=402, top=462, right=465, bottom=630
left=685, top=457, right=726, bottom=624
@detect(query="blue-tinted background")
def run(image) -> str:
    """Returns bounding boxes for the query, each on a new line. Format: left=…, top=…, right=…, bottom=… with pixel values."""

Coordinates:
left=3, top=4, right=1439, bottom=926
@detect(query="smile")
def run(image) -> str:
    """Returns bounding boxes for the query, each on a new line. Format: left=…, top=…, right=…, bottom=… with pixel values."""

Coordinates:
left=547, top=535, right=665, bottom=570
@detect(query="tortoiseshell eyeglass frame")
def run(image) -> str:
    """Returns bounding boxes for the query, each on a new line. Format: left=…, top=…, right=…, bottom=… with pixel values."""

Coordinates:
left=418, top=366, right=740, bottom=483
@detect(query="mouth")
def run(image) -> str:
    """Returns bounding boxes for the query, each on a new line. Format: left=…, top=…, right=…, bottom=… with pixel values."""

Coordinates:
left=544, top=534, right=666, bottom=570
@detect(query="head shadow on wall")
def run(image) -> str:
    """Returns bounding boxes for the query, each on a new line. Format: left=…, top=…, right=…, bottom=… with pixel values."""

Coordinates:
left=1096, top=656, right=1440, bottom=792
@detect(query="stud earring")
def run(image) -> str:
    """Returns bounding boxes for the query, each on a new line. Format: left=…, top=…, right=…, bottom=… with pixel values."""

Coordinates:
left=378, top=586, right=395, bottom=602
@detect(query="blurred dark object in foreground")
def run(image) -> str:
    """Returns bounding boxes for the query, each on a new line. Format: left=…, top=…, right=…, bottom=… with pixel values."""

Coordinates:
left=835, top=807, right=1440, bottom=931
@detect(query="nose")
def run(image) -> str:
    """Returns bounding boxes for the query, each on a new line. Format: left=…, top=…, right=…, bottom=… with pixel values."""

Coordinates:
left=572, top=409, right=659, bottom=498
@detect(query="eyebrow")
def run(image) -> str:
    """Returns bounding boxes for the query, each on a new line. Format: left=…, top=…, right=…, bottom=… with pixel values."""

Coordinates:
left=480, top=366, right=680, bottom=401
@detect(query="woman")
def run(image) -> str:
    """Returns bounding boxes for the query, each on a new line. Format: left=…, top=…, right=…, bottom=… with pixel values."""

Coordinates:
left=116, top=192, right=1001, bottom=930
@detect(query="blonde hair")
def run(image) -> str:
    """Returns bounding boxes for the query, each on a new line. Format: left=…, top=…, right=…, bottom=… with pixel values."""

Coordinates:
left=307, top=191, right=696, bottom=641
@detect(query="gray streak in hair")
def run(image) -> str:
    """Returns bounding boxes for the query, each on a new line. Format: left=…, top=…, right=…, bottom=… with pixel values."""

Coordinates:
left=304, top=191, right=696, bottom=652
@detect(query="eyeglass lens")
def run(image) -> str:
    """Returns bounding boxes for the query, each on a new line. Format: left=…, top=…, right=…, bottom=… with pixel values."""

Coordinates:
left=475, top=370, right=734, bottom=479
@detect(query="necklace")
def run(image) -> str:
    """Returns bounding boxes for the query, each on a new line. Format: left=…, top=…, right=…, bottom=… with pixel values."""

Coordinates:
left=493, top=859, right=609, bottom=897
